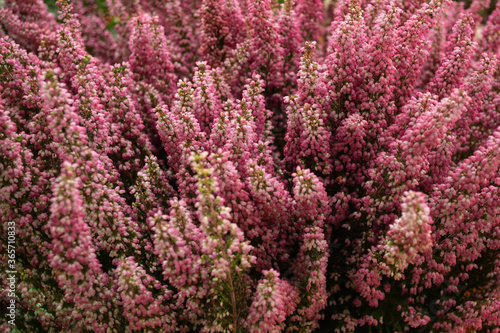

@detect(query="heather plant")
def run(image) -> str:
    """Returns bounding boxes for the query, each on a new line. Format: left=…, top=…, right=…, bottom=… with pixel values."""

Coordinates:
left=2, top=0, right=500, bottom=332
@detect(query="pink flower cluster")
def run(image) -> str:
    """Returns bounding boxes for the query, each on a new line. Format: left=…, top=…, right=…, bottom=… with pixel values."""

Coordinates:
left=2, top=0, right=500, bottom=332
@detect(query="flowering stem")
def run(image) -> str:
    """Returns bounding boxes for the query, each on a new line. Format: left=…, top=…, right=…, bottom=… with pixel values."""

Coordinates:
left=202, top=173, right=240, bottom=332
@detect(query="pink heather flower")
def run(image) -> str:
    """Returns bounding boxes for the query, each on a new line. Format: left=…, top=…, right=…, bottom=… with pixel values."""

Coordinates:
left=128, top=13, right=177, bottom=100
left=131, top=155, right=174, bottom=220
left=1, top=0, right=56, bottom=53
left=290, top=225, right=329, bottom=331
left=478, top=5, right=500, bottom=56
left=116, top=256, right=176, bottom=331
left=4, top=0, right=500, bottom=331
left=349, top=258, right=386, bottom=308
left=277, top=0, right=302, bottom=95
left=208, top=99, right=240, bottom=149
left=52, top=0, right=87, bottom=63
left=356, top=4, right=400, bottom=130
left=284, top=42, right=331, bottom=175
left=48, top=162, right=118, bottom=332
left=47, top=3, right=120, bottom=159
left=5, top=0, right=56, bottom=25
left=292, top=167, right=330, bottom=229
left=433, top=298, right=500, bottom=331
left=416, top=20, right=446, bottom=91
left=102, top=0, right=134, bottom=60
left=155, top=80, right=212, bottom=206
left=378, top=191, right=433, bottom=279
left=455, top=53, right=498, bottom=157
left=293, top=41, right=328, bottom=110
left=468, top=0, right=491, bottom=29
left=72, top=0, right=120, bottom=63
left=428, top=13, right=476, bottom=99
left=209, top=94, right=275, bottom=178
left=35, top=67, right=136, bottom=257
left=156, top=80, right=207, bottom=173
left=152, top=199, right=209, bottom=323
left=384, top=92, right=438, bottom=145
left=369, top=89, right=468, bottom=209
left=331, top=112, right=368, bottom=185
left=406, top=131, right=500, bottom=314
left=0, top=38, right=47, bottom=116
left=329, top=0, right=351, bottom=30
left=418, top=89, right=471, bottom=190
left=35, top=68, right=89, bottom=161
left=199, top=0, right=244, bottom=67
left=103, top=62, right=153, bottom=175
left=153, top=199, right=204, bottom=289
left=205, top=151, right=262, bottom=253
left=246, top=159, right=295, bottom=267
left=192, top=62, right=224, bottom=134
left=463, top=53, right=498, bottom=121
left=339, top=3, right=401, bottom=183
left=242, top=74, right=274, bottom=145
left=0, top=99, right=38, bottom=232
left=141, top=0, right=200, bottom=77
left=400, top=306, right=431, bottom=328
left=200, top=152, right=267, bottom=269
left=431, top=128, right=500, bottom=241
left=210, top=66, right=231, bottom=102
left=292, top=166, right=331, bottom=239
left=191, top=152, right=255, bottom=331
left=443, top=1, right=466, bottom=34
left=325, top=2, right=367, bottom=120
left=393, top=0, right=450, bottom=107
left=245, top=0, right=284, bottom=89
left=193, top=153, right=254, bottom=271
left=395, top=0, right=427, bottom=24
left=466, top=73, right=500, bottom=162
left=0, top=7, right=50, bottom=53
left=296, top=0, right=324, bottom=42
left=245, top=269, right=299, bottom=333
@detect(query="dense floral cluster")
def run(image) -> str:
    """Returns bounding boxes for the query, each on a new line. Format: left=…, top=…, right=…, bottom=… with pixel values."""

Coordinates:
left=2, top=0, right=500, bottom=332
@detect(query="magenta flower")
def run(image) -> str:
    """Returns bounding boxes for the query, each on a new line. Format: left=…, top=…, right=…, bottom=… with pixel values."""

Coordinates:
left=3, top=0, right=500, bottom=331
